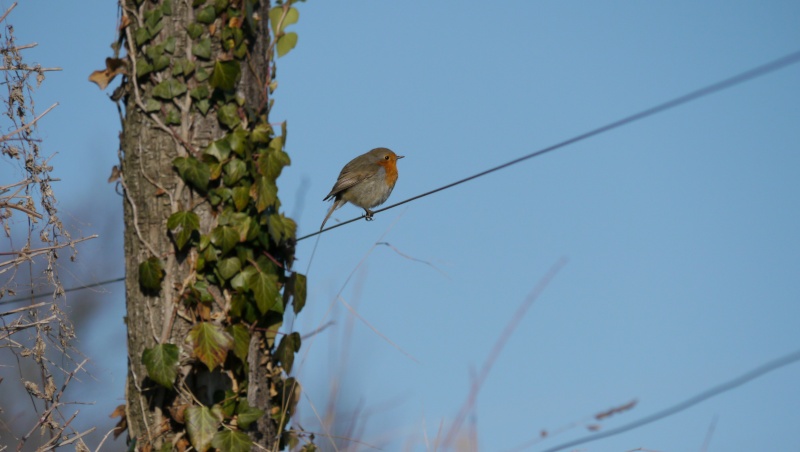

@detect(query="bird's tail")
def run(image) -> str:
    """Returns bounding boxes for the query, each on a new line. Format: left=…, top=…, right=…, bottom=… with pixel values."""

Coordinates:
left=320, top=199, right=344, bottom=230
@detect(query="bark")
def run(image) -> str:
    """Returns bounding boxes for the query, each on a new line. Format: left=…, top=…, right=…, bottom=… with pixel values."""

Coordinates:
left=120, top=0, right=278, bottom=448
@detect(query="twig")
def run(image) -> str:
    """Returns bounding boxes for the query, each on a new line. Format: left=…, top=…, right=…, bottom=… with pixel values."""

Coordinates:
left=0, top=2, right=17, bottom=24
left=0, top=102, right=58, bottom=142
left=0, top=301, right=47, bottom=316
left=118, top=173, right=160, bottom=257
left=0, top=201, right=43, bottom=219
left=443, top=257, right=568, bottom=447
left=337, top=295, right=417, bottom=363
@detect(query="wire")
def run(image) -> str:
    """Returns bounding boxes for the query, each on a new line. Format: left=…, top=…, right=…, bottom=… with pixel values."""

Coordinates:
left=0, top=276, right=125, bottom=307
left=296, top=49, right=800, bottom=242
left=3, top=49, right=800, bottom=307
left=535, top=348, right=800, bottom=452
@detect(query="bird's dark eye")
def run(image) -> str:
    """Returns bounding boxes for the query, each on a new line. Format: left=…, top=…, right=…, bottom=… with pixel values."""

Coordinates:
left=384, top=155, right=390, bottom=160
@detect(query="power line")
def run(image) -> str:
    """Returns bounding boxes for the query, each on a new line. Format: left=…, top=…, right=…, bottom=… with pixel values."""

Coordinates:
left=296, top=49, right=800, bottom=242
left=534, top=348, right=800, bottom=452
left=0, top=276, right=125, bottom=307
left=3, top=49, right=800, bottom=307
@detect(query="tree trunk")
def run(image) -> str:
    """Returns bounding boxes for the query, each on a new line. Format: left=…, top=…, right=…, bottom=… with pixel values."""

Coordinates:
left=118, top=1, right=304, bottom=450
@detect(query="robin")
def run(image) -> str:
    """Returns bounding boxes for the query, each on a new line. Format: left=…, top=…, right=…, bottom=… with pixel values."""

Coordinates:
left=320, top=147, right=404, bottom=230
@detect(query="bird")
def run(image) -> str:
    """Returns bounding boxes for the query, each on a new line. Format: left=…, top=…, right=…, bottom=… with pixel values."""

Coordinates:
left=320, top=147, right=404, bottom=230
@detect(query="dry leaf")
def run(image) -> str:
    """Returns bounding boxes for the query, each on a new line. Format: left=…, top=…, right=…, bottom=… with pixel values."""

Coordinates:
left=89, top=58, right=127, bottom=90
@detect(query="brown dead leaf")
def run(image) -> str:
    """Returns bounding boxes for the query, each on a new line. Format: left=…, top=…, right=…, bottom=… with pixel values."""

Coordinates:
left=108, top=165, right=120, bottom=183
left=229, top=16, right=243, bottom=29
left=119, top=15, right=131, bottom=30
left=89, top=57, right=127, bottom=90
left=110, top=404, right=128, bottom=439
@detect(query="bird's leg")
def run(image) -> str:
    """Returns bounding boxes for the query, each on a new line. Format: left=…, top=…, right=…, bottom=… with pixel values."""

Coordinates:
left=364, top=209, right=374, bottom=221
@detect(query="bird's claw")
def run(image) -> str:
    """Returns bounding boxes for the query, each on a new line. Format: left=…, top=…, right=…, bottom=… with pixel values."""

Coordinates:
left=364, top=210, right=374, bottom=221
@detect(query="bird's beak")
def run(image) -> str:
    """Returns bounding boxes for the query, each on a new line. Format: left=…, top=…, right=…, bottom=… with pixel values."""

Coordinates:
left=397, top=155, right=405, bottom=159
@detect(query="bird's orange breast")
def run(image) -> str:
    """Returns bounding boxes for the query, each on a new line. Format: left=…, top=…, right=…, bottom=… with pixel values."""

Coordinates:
left=376, top=159, right=399, bottom=186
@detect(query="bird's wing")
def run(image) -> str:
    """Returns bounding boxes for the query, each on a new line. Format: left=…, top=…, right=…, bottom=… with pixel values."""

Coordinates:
left=322, top=160, right=376, bottom=201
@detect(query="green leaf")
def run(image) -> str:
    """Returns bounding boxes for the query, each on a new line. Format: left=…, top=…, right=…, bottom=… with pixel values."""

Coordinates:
left=134, top=26, right=152, bottom=46
left=223, top=158, right=247, bottom=186
left=196, top=5, right=217, bottom=24
left=195, top=99, right=211, bottom=116
left=142, top=344, right=179, bottom=389
left=259, top=147, right=291, bottom=180
left=292, top=273, right=307, bottom=315
left=136, top=58, right=154, bottom=78
left=190, top=85, right=209, bottom=100
left=210, top=60, right=241, bottom=91
left=187, top=322, right=233, bottom=371
left=249, top=272, right=279, bottom=314
left=252, top=176, right=277, bottom=213
left=174, top=58, right=197, bottom=77
left=139, top=257, right=164, bottom=291
left=152, top=79, right=187, bottom=100
left=143, top=97, right=161, bottom=112
left=230, top=264, right=258, bottom=291
left=213, top=0, right=229, bottom=14
left=167, top=211, right=200, bottom=250
left=204, top=137, right=231, bottom=162
left=211, top=429, right=252, bottom=452
left=235, top=400, right=264, bottom=430
left=228, top=128, right=251, bottom=156
left=210, top=225, right=239, bottom=255
left=173, top=157, right=211, bottom=193
left=164, top=106, right=181, bottom=125
left=194, top=37, right=212, bottom=59
left=276, top=32, right=298, bottom=57
left=186, top=22, right=204, bottom=39
left=216, top=256, right=241, bottom=281
left=186, top=405, right=222, bottom=452
left=164, top=36, right=177, bottom=54
left=267, top=213, right=296, bottom=244
left=269, top=6, right=299, bottom=35
left=217, top=103, right=241, bottom=129
left=228, top=324, right=250, bottom=362
left=232, top=184, right=250, bottom=211
left=195, top=65, right=211, bottom=82
left=276, top=332, right=301, bottom=374
left=252, top=123, right=272, bottom=143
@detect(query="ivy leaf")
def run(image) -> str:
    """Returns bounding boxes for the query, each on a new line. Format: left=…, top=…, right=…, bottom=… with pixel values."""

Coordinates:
left=186, top=22, right=203, bottom=39
left=143, top=98, right=161, bottom=113
left=251, top=123, right=272, bottom=143
left=249, top=271, right=279, bottom=314
left=204, top=137, right=231, bottom=162
left=267, top=213, right=296, bottom=244
left=136, top=58, right=154, bottom=78
left=269, top=6, right=299, bottom=35
left=173, top=157, right=211, bottom=193
left=139, top=257, right=164, bottom=291
left=186, top=405, right=222, bottom=452
left=211, top=429, right=252, bottom=452
left=251, top=176, right=277, bottom=213
left=276, top=32, right=298, bottom=57
left=210, top=225, right=239, bottom=255
left=230, top=264, right=258, bottom=292
left=232, top=184, right=251, bottom=211
left=258, top=142, right=291, bottom=180
left=187, top=322, right=233, bottom=371
left=196, top=5, right=217, bottom=24
left=142, top=344, right=179, bottom=389
left=167, top=211, right=200, bottom=250
left=228, top=128, right=251, bottom=156
left=194, top=37, right=212, bottom=59
left=228, top=324, right=250, bottom=362
left=236, top=400, right=264, bottom=430
left=189, top=85, right=209, bottom=100
left=276, top=332, right=301, bottom=374
left=292, top=272, right=307, bottom=315
left=217, top=103, right=241, bottom=129
left=210, top=60, right=241, bottom=91
left=152, top=79, right=187, bottom=99
left=216, top=256, right=242, bottom=281
left=223, top=158, right=247, bottom=186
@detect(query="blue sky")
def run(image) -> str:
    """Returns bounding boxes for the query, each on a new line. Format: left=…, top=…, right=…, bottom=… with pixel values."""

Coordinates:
left=5, top=1, right=800, bottom=450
